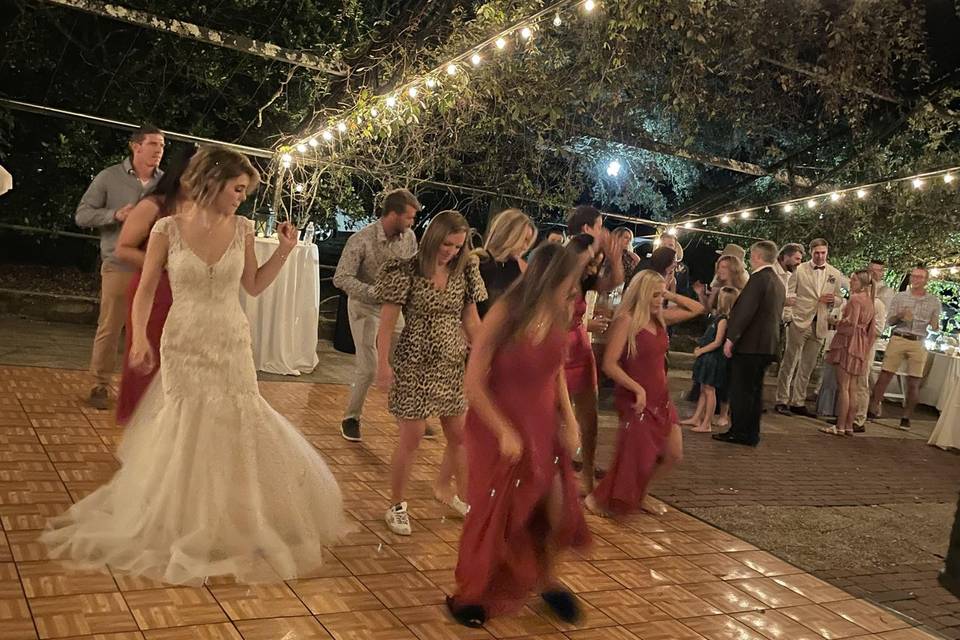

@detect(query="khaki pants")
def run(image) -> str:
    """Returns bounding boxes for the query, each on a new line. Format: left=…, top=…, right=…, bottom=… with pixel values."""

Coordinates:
left=343, top=299, right=401, bottom=420
left=89, top=267, right=133, bottom=389
left=854, top=346, right=879, bottom=426
left=776, top=322, right=825, bottom=407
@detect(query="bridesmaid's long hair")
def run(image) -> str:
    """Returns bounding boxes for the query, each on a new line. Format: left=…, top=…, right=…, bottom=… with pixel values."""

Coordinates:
left=616, top=270, right=667, bottom=357
left=417, top=210, right=472, bottom=278
left=146, top=146, right=197, bottom=216
left=490, top=243, right=583, bottom=350
left=850, top=270, right=876, bottom=300
left=474, top=208, right=537, bottom=262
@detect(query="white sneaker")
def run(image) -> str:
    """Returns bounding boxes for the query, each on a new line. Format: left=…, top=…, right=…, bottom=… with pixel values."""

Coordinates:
left=385, top=502, right=412, bottom=536
left=448, top=495, right=470, bottom=518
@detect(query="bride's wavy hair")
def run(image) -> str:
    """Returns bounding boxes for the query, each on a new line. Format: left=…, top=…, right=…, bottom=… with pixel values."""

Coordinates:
left=489, top=242, right=584, bottom=351
left=181, top=145, right=260, bottom=209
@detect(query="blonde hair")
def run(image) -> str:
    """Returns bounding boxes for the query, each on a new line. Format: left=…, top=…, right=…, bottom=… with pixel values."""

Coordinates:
left=615, top=270, right=666, bottom=357
left=181, top=145, right=260, bottom=208
left=851, top=270, right=875, bottom=300
left=717, top=255, right=749, bottom=289
left=417, top=210, right=472, bottom=278
left=715, top=286, right=740, bottom=316
left=476, top=209, right=537, bottom=262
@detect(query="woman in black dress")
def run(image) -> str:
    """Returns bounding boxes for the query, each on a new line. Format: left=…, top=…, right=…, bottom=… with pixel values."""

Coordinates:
left=475, top=209, right=537, bottom=317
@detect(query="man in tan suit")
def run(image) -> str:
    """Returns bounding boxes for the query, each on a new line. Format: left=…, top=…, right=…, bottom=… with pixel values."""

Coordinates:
left=774, top=238, right=844, bottom=416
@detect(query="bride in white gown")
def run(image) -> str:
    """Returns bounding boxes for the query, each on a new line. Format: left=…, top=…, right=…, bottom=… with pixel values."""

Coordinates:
left=42, top=146, right=350, bottom=585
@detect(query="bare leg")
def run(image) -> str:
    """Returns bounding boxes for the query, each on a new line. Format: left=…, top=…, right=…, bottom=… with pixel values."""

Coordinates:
left=682, top=393, right=706, bottom=427
left=391, top=419, right=426, bottom=504
left=835, top=367, right=852, bottom=431
left=435, top=414, right=467, bottom=501
left=715, top=401, right=730, bottom=428
left=693, top=386, right=716, bottom=432
left=537, top=474, right=566, bottom=591
left=572, top=388, right=599, bottom=493
left=869, top=370, right=896, bottom=415
left=642, top=424, right=683, bottom=515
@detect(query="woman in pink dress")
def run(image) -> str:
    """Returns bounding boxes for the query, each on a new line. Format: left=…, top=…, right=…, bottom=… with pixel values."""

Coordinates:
left=114, top=149, right=194, bottom=424
left=448, top=242, right=591, bottom=628
left=586, top=270, right=704, bottom=517
left=821, top=270, right=876, bottom=436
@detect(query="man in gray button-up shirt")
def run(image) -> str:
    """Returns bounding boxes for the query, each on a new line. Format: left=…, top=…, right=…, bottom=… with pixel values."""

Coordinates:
left=333, top=188, right=419, bottom=442
left=75, top=125, right=164, bottom=409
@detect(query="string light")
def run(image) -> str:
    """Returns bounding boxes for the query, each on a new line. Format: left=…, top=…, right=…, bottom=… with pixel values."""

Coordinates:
left=294, top=183, right=304, bottom=193
left=912, top=178, right=924, bottom=189
left=408, top=87, right=419, bottom=99
left=495, top=37, right=507, bottom=49
left=280, top=153, right=292, bottom=167
left=857, top=189, right=868, bottom=198
left=721, top=214, right=732, bottom=224
left=584, top=0, right=596, bottom=12
left=471, top=53, right=482, bottom=66
left=322, top=130, right=333, bottom=141
left=783, top=204, right=794, bottom=213
left=446, top=63, right=458, bottom=75
left=931, top=268, right=942, bottom=277
left=683, top=221, right=694, bottom=229
left=739, top=210, right=751, bottom=219
left=307, top=138, right=318, bottom=148
left=945, top=174, right=955, bottom=184
left=370, top=107, right=379, bottom=117
left=554, top=13, right=562, bottom=26
left=386, top=95, right=398, bottom=108
left=295, top=143, right=307, bottom=153
left=806, top=199, right=817, bottom=209
left=520, top=26, right=533, bottom=40
left=829, top=192, right=841, bottom=201
left=667, top=226, right=678, bottom=236
left=425, top=78, right=437, bottom=89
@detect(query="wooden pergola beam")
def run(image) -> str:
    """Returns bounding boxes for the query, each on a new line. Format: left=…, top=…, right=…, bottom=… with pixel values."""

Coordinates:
left=37, top=0, right=350, bottom=76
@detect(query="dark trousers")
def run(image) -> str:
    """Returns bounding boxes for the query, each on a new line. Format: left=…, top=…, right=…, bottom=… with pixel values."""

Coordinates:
left=728, top=353, right=773, bottom=444
left=942, top=492, right=960, bottom=597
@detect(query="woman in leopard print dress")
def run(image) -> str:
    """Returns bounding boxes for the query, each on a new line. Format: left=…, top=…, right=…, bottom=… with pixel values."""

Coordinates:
left=375, top=210, right=487, bottom=535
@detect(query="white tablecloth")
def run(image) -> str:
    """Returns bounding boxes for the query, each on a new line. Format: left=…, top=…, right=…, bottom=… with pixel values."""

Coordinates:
left=919, top=352, right=957, bottom=410
left=239, top=238, right=319, bottom=375
left=929, top=356, right=960, bottom=450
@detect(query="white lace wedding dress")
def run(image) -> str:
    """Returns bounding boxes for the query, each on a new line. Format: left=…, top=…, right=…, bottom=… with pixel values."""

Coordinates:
left=42, top=215, right=350, bottom=585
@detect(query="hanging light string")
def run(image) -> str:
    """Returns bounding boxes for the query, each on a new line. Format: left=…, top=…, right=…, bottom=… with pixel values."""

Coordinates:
left=671, top=165, right=959, bottom=229
left=280, top=0, right=599, bottom=165
left=929, top=261, right=960, bottom=279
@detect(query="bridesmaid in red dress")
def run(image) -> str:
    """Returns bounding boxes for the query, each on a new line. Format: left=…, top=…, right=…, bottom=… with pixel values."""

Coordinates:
left=114, top=149, right=194, bottom=424
left=587, top=270, right=704, bottom=517
left=448, top=243, right=592, bottom=628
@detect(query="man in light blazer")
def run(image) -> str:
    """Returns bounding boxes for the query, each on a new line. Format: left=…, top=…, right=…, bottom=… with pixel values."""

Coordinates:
left=774, top=238, right=844, bottom=416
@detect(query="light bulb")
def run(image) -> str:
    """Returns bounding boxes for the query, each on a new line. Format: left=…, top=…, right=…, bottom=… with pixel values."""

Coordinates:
left=945, top=174, right=955, bottom=184
left=701, top=219, right=708, bottom=226
left=912, top=178, right=923, bottom=189
left=584, top=0, right=596, bottom=12
left=322, top=130, right=333, bottom=141
left=337, top=121, right=347, bottom=133
left=471, top=53, right=482, bottom=66
left=425, top=78, right=437, bottom=89
left=856, top=189, right=867, bottom=198
left=446, top=63, right=457, bottom=75
left=280, top=153, right=292, bottom=164
left=295, top=143, right=307, bottom=153
left=408, top=86, right=418, bottom=98
left=829, top=192, right=840, bottom=201
left=683, top=221, right=694, bottom=229
left=294, top=183, right=304, bottom=193
left=783, top=204, right=794, bottom=213
left=307, top=138, right=318, bottom=148
left=520, top=27, right=532, bottom=40
left=721, top=214, right=731, bottom=224
left=806, top=199, right=817, bottom=209
left=553, top=13, right=562, bottom=26
left=370, top=107, right=379, bottom=117
left=606, top=160, right=621, bottom=177
left=495, top=37, right=506, bottom=49
left=930, top=268, right=941, bottom=277
left=667, top=226, right=678, bottom=236
left=386, top=95, right=398, bottom=108
left=740, top=210, right=751, bottom=219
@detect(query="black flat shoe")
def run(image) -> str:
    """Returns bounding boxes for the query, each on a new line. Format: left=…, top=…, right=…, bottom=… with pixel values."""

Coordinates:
left=542, top=589, right=580, bottom=623
left=446, top=596, right=486, bottom=628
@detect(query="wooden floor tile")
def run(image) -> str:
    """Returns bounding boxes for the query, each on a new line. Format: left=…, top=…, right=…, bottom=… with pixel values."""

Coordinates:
left=208, top=584, right=307, bottom=621
left=234, top=617, right=332, bottom=640
left=121, top=588, right=227, bottom=630
left=29, top=592, right=138, bottom=638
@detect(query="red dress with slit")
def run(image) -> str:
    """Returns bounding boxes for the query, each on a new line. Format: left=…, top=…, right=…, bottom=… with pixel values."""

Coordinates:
left=563, top=294, right=596, bottom=395
left=116, top=210, right=173, bottom=425
left=452, top=329, right=591, bottom=617
left=591, top=324, right=678, bottom=516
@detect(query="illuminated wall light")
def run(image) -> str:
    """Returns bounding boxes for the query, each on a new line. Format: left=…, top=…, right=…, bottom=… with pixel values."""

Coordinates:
left=471, top=53, right=482, bottom=66
left=295, top=143, right=307, bottom=153
left=520, top=27, right=532, bottom=40
left=856, top=189, right=868, bottom=198
left=321, top=130, right=333, bottom=141
left=425, top=78, right=437, bottom=89
left=829, top=192, right=841, bottom=202
left=337, top=121, right=347, bottom=133
left=945, top=174, right=955, bottom=184
left=806, top=199, right=817, bottom=209
left=407, top=86, right=418, bottom=99
left=584, top=0, right=596, bottom=12
left=307, top=138, right=318, bottom=148
left=446, top=63, right=458, bottom=75
left=721, top=214, right=732, bottom=224
left=553, top=13, right=562, bottom=26
left=912, top=178, right=924, bottom=189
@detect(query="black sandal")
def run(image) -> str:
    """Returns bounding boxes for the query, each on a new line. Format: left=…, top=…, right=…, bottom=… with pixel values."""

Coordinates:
left=542, top=589, right=581, bottom=623
left=446, top=596, right=486, bottom=628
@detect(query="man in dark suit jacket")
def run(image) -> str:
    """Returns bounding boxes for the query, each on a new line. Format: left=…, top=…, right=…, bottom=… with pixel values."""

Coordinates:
left=713, top=240, right=786, bottom=446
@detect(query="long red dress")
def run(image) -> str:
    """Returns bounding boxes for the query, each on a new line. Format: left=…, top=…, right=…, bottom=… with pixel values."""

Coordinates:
left=563, top=294, right=596, bottom=395
left=453, top=329, right=591, bottom=618
left=115, top=209, right=174, bottom=425
left=591, top=324, right=678, bottom=516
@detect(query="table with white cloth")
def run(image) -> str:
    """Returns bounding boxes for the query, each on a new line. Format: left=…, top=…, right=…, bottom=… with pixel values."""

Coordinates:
left=239, top=237, right=320, bottom=375
left=929, top=355, right=960, bottom=451
left=919, top=352, right=958, bottom=410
